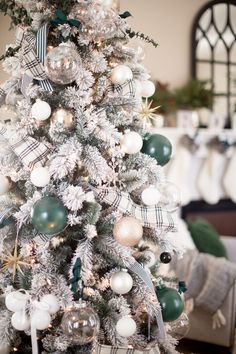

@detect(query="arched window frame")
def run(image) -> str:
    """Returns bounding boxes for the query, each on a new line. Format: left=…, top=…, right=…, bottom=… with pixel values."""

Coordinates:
left=191, top=0, right=236, bottom=125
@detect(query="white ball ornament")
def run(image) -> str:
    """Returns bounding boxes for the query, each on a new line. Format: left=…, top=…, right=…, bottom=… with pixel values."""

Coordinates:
left=30, top=167, right=50, bottom=188
left=110, top=271, right=133, bottom=295
left=5, top=291, right=28, bottom=312
left=40, top=294, right=60, bottom=315
left=31, top=310, right=51, bottom=330
left=31, top=99, right=51, bottom=121
left=141, top=186, right=161, bottom=206
left=111, top=65, right=133, bottom=85
left=141, top=80, right=156, bottom=98
left=116, top=317, right=137, bottom=337
left=113, top=216, right=143, bottom=247
left=11, top=311, right=30, bottom=331
left=121, top=132, right=143, bottom=155
left=0, top=175, right=11, bottom=196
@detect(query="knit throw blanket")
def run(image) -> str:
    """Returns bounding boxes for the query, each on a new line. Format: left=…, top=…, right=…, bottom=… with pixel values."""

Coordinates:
left=172, top=250, right=236, bottom=315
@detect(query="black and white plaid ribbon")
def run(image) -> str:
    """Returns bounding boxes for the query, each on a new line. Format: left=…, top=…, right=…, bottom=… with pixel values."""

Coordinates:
left=33, top=232, right=50, bottom=246
left=113, top=80, right=135, bottom=98
left=0, top=127, right=51, bottom=169
left=17, top=24, right=53, bottom=94
left=95, top=342, right=160, bottom=354
left=36, top=23, right=53, bottom=92
left=0, top=88, right=6, bottom=104
left=96, top=189, right=177, bottom=231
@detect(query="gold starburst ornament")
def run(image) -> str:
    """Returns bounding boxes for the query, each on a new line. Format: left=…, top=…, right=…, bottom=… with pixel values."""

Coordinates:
left=137, top=99, right=160, bottom=128
left=2, top=244, right=31, bottom=281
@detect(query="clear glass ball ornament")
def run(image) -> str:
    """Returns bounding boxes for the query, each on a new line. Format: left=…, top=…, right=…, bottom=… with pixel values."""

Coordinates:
left=158, top=182, right=181, bottom=212
left=169, top=312, right=190, bottom=340
left=61, top=302, right=100, bottom=344
left=45, top=44, right=80, bottom=85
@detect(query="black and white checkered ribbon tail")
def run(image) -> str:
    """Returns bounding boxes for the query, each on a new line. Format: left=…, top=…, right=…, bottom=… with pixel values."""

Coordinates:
left=18, top=23, right=53, bottom=95
left=96, top=189, right=177, bottom=232
left=36, top=23, right=53, bottom=92
left=95, top=343, right=160, bottom=354
left=129, top=260, right=166, bottom=340
left=112, top=79, right=136, bottom=98
left=0, top=87, right=6, bottom=106
left=0, top=127, right=51, bottom=169
left=33, top=232, right=50, bottom=246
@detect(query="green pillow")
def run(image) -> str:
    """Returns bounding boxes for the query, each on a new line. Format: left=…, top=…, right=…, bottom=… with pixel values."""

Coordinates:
left=187, top=218, right=227, bottom=258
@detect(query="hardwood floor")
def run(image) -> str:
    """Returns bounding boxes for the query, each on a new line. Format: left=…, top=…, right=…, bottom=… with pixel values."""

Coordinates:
left=177, top=339, right=231, bottom=354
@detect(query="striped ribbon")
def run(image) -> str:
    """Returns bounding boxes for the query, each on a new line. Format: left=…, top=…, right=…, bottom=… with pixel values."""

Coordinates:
left=0, top=126, right=51, bottom=169
left=129, top=260, right=166, bottom=340
left=36, top=23, right=53, bottom=92
left=95, top=341, right=160, bottom=353
left=96, top=189, right=177, bottom=231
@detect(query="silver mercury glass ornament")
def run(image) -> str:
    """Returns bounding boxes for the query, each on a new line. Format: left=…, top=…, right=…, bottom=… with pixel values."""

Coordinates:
left=45, top=44, right=80, bottom=85
left=61, top=300, right=100, bottom=345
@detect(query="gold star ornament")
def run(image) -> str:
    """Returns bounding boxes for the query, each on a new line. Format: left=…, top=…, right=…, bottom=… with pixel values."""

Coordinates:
left=2, top=244, right=31, bottom=281
left=137, top=99, right=160, bottom=127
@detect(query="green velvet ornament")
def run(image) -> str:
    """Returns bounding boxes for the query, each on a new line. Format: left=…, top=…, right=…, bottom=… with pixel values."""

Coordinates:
left=141, top=134, right=172, bottom=166
left=32, top=196, right=68, bottom=236
left=156, top=285, right=184, bottom=322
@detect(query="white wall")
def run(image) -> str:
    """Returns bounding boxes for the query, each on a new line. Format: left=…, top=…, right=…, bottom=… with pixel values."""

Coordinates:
left=0, top=14, right=15, bottom=83
left=120, top=0, right=209, bottom=88
left=0, top=1, right=210, bottom=88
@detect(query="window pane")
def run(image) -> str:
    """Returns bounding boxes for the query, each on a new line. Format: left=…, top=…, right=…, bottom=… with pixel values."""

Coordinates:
left=222, top=27, right=235, bottom=47
left=230, top=95, right=236, bottom=116
left=196, top=28, right=203, bottom=41
left=214, top=63, right=228, bottom=93
left=206, top=24, right=219, bottom=46
left=230, top=5, right=236, bottom=34
left=196, top=38, right=211, bottom=60
left=213, top=96, right=227, bottom=120
left=199, top=9, right=211, bottom=31
left=197, top=62, right=211, bottom=82
left=230, top=42, right=236, bottom=64
left=214, top=39, right=227, bottom=62
left=230, top=66, right=236, bottom=94
left=213, top=4, right=227, bottom=33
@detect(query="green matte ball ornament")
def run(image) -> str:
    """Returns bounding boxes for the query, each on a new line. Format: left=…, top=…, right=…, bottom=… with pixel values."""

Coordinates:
left=32, top=196, right=68, bottom=236
left=141, top=134, right=172, bottom=166
left=156, top=285, right=184, bottom=322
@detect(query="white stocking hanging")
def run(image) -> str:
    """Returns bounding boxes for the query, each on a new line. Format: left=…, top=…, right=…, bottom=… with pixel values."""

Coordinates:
left=167, top=136, right=198, bottom=206
left=223, top=146, right=236, bottom=203
left=198, top=146, right=225, bottom=205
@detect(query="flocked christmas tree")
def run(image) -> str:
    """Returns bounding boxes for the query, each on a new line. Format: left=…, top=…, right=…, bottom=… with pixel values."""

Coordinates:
left=0, top=1, right=188, bottom=353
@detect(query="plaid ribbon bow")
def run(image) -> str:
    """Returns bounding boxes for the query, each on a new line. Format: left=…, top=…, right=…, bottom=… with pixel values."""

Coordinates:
left=96, top=189, right=177, bottom=231
left=16, top=25, right=53, bottom=94
left=108, top=79, right=135, bottom=98
left=0, top=126, right=51, bottom=169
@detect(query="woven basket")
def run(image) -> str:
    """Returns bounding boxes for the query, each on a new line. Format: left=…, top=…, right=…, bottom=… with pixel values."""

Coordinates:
left=95, top=342, right=160, bottom=354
